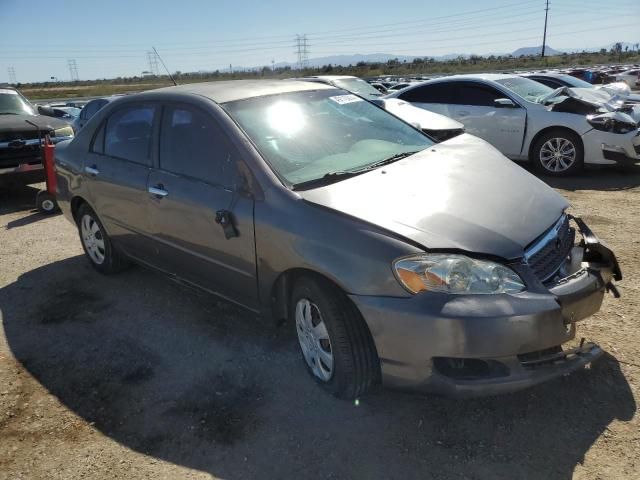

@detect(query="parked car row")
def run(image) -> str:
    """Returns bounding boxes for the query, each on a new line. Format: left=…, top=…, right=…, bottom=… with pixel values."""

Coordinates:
left=53, top=78, right=622, bottom=400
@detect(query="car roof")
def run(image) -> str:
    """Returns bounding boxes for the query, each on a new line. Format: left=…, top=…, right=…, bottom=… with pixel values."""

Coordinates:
left=429, top=73, right=520, bottom=82
left=154, top=79, right=335, bottom=103
left=303, top=75, right=358, bottom=81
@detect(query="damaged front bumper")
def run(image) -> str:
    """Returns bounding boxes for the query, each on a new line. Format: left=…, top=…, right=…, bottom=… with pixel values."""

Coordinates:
left=351, top=216, right=621, bottom=398
left=583, top=127, right=640, bottom=165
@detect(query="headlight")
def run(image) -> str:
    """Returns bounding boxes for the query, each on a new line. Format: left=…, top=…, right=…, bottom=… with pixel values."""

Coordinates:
left=53, top=126, right=74, bottom=138
left=587, top=113, right=637, bottom=134
left=393, top=254, right=525, bottom=295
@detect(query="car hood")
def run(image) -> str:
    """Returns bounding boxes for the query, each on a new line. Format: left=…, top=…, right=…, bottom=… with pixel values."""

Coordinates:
left=379, top=98, right=464, bottom=131
left=540, top=87, right=640, bottom=122
left=298, top=134, right=568, bottom=260
left=0, top=113, right=70, bottom=134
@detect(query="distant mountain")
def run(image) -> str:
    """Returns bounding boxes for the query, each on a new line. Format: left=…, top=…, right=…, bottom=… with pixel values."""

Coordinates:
left=511, top=45, right=563, bottom=57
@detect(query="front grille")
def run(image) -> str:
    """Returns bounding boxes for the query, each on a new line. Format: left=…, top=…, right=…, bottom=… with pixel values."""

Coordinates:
left=525, top=215, right=575, bottom=282
left=0, top=129, right=41, bottom=143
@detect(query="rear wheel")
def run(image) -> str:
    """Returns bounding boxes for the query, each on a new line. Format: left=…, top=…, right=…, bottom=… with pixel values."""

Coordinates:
left=291, top=275, right=379, bottom=399
left=77, top=204, right=129, bottom=274
left=36, top=190, right=59, bottom=214
left=531, top=129, right=584, bottom=177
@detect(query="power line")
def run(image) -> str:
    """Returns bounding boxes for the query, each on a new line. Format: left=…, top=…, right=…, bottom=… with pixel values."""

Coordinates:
left=67, top=59, right=79, bottom=81
left=7, top=67, right=16, bottom=84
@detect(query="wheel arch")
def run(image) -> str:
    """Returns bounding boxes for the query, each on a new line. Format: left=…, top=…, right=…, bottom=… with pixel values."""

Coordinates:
left=70, top=195, right=89, bottom=223
left=269, top=268, right=350, bottom=323
left=527, top=125, right=584, bottom=162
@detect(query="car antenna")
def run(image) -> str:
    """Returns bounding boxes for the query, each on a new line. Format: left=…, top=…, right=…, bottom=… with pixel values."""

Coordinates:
left=153, top=46, right=178, bottom=86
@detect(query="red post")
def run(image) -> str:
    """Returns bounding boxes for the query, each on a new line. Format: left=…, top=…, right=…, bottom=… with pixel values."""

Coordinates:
left=42, top=135, right=57, bottom=195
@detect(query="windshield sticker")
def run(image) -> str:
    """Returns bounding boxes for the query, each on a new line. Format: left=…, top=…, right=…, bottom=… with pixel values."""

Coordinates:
left=0, top=89, right=18, bottom=95
left=329, top=94, right=363, bottom=105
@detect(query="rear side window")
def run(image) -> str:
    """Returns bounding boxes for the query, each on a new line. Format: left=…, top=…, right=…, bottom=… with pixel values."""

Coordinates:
left=399, top=83, right=453, bottom=103
left=82, top=100, right=101, bottom=120
left=159, top=105, right=235, bottom=187
left=104, top=105, right=156, bottom=165
left=453, top=84, right=502, bottom=106
left=531, top=77, right=562, bottom=89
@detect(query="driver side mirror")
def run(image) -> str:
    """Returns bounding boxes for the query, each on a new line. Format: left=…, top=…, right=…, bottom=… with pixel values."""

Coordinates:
left=494, top=98, right=517, bottom=108
left=37, top=105, right=56, bottom=117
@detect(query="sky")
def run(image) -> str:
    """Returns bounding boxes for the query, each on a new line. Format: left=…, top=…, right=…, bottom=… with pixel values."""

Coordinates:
left=1, top=0, right=638, bottom=83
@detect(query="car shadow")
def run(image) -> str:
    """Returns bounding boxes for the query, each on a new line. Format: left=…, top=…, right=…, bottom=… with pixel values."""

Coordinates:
left=0, top=183, right=41, bottom=215
left=523, top=164, right=640, bottom=192
left=1, top=256, right=636, bottom=479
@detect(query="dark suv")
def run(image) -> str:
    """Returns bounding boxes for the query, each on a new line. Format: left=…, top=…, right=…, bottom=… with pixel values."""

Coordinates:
left=0, top=87, right=74, bottom=185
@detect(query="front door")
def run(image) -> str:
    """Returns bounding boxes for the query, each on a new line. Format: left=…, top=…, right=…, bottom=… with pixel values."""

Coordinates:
left=450, top=83, right=526, bottom=158
left=146, top=103, right=258, bottom=310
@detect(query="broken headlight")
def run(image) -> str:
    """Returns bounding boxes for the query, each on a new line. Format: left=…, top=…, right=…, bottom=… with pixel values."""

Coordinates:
left=393, top=254, right=525, bottom=295
left=587, top=112, right=637, bottom=134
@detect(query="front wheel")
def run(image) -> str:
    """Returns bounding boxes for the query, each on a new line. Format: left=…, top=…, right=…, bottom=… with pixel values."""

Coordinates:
left=531, top=130, right=584, bottom=177
left=76, top=204, right=130, bottom=274
left=291, top=276, right=379, bottom=399
left=36, top=190, right=59, bottom=214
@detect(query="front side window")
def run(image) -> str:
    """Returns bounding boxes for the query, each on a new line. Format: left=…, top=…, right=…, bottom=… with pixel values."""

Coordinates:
left=223, top=89, right=433, bottom=187
left=495, top=77, right=554, bottom=103
left=104, top=105, right=155, bottom=164
left=159, top=105, right=235, bottom=187
left=454, top=84, right=502, bottom=106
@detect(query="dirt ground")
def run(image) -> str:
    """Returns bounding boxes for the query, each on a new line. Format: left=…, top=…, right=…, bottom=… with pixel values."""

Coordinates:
left=1, top=168, right=639, bottom=480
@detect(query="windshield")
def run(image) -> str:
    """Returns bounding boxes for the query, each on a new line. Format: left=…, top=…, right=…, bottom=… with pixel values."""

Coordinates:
left=495, top=77, right=554, bottom=103
left=332, top=78, right=381, bottom=98
left=0, top=89, right=36, bottom=115
left=224, top=89, right=433, bottom=187
left=557, top=75, right=593, bottom=88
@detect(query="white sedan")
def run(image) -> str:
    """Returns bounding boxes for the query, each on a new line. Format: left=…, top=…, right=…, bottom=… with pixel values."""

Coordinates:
left=386, top=74, right=640, bottom=176
left=615, top=69, right=640, bottom=89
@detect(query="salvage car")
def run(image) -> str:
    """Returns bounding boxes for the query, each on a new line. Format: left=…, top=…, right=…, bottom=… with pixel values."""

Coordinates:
left=0, top=87, right=74, bottom=186
left=297, top=76, right=465, bottom=142
left=523, top=73, right=640, bottom=104
left=55, top=80, right=621, bottom=399
left=387, top=74, right=640, bottom=176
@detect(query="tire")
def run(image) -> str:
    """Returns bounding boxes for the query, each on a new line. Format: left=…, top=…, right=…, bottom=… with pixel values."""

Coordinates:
left=36, top=190, right=60, bottom=214
left=291, top=275, right=379, bottom=399
left=531, top=129, right=584, bottom=177
left=76, top=204, right=130, bottom=274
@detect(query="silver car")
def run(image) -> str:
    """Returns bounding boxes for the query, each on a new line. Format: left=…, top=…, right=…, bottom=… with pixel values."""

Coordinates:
left=55, top=80, right=621, bottom=399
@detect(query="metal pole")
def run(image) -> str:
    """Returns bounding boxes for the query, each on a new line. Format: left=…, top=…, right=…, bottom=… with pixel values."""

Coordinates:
left=541, top=0, right=549, bottom=58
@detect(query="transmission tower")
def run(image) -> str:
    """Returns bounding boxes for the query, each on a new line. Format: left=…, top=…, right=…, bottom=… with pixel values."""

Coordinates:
left=295, top=34, right=309, bottom=70
left=147, top=51, right=160, bottom=76
left=67, top=59, right=79, bottom=81
left=7, top=67, right=17, bottom=84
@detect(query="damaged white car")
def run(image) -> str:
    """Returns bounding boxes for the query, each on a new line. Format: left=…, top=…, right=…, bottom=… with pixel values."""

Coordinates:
left=387, top=74, right=640, bottom=176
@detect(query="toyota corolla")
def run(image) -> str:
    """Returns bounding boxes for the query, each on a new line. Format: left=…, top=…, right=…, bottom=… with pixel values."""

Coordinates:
left=54, top=80, right=621, bottom=399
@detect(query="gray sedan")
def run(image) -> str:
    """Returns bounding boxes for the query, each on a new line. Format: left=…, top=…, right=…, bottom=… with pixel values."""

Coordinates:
left=54, top=80, right=621, bottom=399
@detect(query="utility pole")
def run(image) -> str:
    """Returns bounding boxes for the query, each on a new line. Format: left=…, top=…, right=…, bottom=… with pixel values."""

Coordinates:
left=7, top=67, right=16, bottom=84
left=541, top=0, right=549, bottom=58
left=67, top=59, right=79, bottom=81
left=295, top=34, right=309, bottom=70
left=147, top=51, right=159, bottom=76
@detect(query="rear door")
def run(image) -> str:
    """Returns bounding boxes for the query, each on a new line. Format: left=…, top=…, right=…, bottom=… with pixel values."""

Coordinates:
left=146, top=103, right=258, bottom=309
left=449, top=82, right=526, bottom=157
left=397, top=83, right=456, bottom=118
left=83, top=102, right=157, bottom=262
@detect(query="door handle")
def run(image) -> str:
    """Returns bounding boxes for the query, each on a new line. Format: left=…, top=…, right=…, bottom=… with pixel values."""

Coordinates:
left=148, top=184, right=168, bottom=198
left=84, top=165, right=99, bottom=176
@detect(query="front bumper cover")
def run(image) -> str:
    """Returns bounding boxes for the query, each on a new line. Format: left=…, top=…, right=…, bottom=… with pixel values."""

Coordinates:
left=351, top=217, right=620, bottom=397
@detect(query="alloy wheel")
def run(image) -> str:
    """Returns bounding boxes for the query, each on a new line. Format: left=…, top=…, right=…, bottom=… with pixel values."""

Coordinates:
left=539, top=137, right=576, bottom=173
